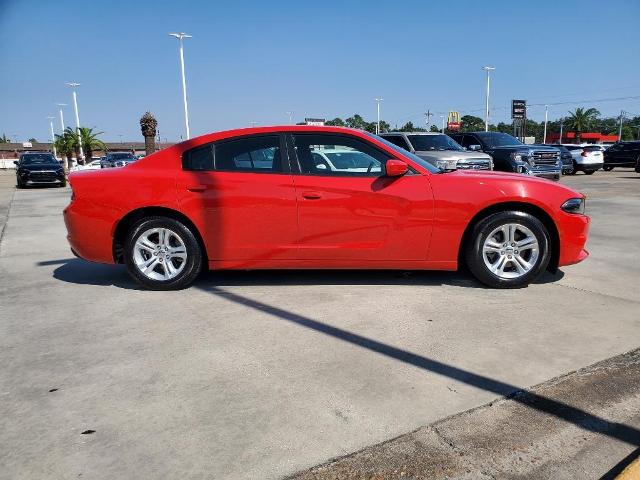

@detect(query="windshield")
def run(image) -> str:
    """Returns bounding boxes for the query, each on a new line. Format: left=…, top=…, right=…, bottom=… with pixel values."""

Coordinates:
left=366, top=133, right=441, bottom=173
left=324, top=151, right=372, bottom=169
left=110, top=153, right=134, bottom=160
left=408, top=134, right=463, bottom=152
left=20, top=154, right=57, bottom=165
left=476, top=132, right=523, bottom=148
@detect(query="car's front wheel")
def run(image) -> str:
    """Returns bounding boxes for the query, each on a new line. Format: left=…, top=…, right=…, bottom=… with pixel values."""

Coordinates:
left=124, top=216, right=203, bottom=290
left=465, top=211, right=551, bottom=288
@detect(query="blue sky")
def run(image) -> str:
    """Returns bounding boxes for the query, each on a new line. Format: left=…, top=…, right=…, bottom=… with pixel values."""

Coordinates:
left=1, top=0, right=639, bottom=142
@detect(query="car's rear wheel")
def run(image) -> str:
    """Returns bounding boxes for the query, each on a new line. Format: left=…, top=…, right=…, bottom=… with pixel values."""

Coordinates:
left=465, top=211, right=551, bottom=289
left=124, top=216, right=202, bottom=290
left=602, top=166, right=614, bottom=171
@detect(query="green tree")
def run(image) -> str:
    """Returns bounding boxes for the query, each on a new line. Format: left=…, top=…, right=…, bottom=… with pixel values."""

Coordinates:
left=429, top=125, right=440, bottom=132
left=54, top=132, right=76, bottom=171
left=566, top=108, right=600, bottom=143
left=345, top=114, right=368, bottom=130
left=460, top=115, right=485, bottom=132
left=65, top=127, right=106, bottom=163
left=28, top=137, right=37, bottom=143
left=398, top=121, right=426, bottom=132
left=140, top=111, right=157, bottom=156
left=325, top=117, right=346, bottom=127
left=0, top=133, right=9, bottom=143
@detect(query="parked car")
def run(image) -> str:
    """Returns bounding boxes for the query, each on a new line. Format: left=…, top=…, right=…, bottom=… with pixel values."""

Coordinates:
left=101, top=152, right=136, bottom=168
left=602, top=141, right=640, bottom=171
left=311, top=148, right=383, bottom=173
left=561, top=145, right=604, bottom=174
left=70, top=159, right=102, bottom=172
left=379, top=132, right=493, bottom=171
left=544, top=144, right=575, bottom=175
left=448, top=132, right=562, bottom=180
left=14, top=152, right=66, bottom=188
left=66, top=126, right=590, bottom=290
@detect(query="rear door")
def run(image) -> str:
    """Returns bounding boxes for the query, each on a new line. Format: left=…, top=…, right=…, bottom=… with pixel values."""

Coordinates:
left=176, top=134, right=299, bottom=264
left=288, top=132, right=433, bottom=262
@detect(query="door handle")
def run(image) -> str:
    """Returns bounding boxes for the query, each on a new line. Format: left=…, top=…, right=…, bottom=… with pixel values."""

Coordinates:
left=186, top=184, right=207, bottom=192
left=302, top=191, right=322, bottom=200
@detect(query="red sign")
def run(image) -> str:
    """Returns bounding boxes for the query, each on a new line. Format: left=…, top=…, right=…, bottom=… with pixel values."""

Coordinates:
left=447, top=122, right=461, bottom=131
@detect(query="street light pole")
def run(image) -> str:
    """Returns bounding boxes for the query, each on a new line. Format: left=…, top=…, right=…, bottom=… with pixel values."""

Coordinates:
left=482, top=66, right=495, bottom=132
left=618, top=110, right=625, bottom=141
left=375, top=97, right=383, bottom=134
left=65, top=83, right=84, bottom=161
left=440, top=115, right=445, bottom=133
left=169, top=32, right=192, bottom=140
left=47, top=117, right=57, bottom=158
left=543, top=105, right=549, bottom=143
left=56, top=103, right=66, bottom=133
left=559, top=118, right=564, bottom=144
left=286, top=111, right=293, bottom=125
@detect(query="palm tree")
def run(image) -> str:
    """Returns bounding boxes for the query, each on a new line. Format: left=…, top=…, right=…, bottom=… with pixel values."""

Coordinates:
left=54, top=132, right=75, bottom=171
left=64, top=127, right=106, bottom=165
left=566, top=108, right=600, bottom=143
left=0, top=133, right=9, bottom=143
left=78, top=127, right=107, bottom=163
left=139, top=112, right=157, bottom=156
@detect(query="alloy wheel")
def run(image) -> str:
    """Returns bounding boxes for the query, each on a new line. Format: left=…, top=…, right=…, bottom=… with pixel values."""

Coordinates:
left=482, top=223, right=540, bottom=279
left=132, top=227, right=188, bottom=281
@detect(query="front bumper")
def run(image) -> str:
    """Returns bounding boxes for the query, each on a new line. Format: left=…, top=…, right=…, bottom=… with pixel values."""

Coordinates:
left=18, top=170, right=65, bottom=185
left=557, top=212, right=590, bottom=267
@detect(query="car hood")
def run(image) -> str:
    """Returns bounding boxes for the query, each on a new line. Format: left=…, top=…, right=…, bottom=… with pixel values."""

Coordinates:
left=414, top=150, right=492, bottom=160
left=19, top=163, right=61, bottom=171
left=444, top=169, right=583, bottom=195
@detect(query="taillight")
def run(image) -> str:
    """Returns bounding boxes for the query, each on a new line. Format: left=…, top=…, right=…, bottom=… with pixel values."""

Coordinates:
left=581, top=151, right=588, bottom=157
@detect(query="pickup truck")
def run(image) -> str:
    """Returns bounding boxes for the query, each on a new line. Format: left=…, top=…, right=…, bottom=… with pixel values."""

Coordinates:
left=448, top=131, right=562, bottom=180
left=379, top=132, right=493, bottom=171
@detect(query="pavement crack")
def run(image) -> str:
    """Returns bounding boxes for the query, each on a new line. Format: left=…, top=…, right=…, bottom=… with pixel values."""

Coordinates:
left=430, top=425, right=457, bottom=451
left=552, top=281, right=640, bottom=305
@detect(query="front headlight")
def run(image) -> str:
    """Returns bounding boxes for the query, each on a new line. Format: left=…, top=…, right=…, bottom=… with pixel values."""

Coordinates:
left=561, top=198, right=586, bottom=215
left=510, top=152, right=528, bottom=162
left=436, top=159, right=457, bottom=170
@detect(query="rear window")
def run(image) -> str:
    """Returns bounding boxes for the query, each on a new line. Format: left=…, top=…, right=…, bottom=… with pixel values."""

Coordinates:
left=582, top=146, right=603, bottom=152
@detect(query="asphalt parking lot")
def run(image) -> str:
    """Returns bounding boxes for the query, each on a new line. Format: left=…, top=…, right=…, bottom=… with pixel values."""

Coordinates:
left=1, top=169, right=639, bottom=479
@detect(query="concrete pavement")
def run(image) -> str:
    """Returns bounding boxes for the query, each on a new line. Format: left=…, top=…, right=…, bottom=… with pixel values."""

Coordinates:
left=0, top=169, right=639, bottom=479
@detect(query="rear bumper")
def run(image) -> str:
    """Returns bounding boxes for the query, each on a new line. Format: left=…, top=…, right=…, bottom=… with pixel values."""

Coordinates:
left=576, top=161, right=603, bottom=171
left=63, top=198, right=117, bottom=264
left=557, top=213, right=590, bottom=267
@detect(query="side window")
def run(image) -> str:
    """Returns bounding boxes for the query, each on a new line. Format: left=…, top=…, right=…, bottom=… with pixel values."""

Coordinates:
left=292, top=133, right=388, bottom=176
left=182, top=144, right=214, bottom=171
left=214, top=135, right=283, bottom=172
left=459, top=135, right=477, bottom=148
left=382, top=135, right=411, bottom=151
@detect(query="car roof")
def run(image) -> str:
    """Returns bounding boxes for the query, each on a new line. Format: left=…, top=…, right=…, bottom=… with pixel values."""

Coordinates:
left=382, top=131, right=443, bottom=136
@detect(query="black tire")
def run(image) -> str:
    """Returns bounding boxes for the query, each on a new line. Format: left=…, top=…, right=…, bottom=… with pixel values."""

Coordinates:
left=60, top=179, right=67, bottom=187
left=602, top=166, right=614, bottom=172
left=124, top=216, right=203, bottom=290
left=465, top=211, right=551, bottom=289
left=584, top=170, right=595, bottom=175
left=16, top=180, right=24, bottom=189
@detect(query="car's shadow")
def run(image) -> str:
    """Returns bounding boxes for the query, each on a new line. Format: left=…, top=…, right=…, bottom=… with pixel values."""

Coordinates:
left=44, top=258, right=565, bottom=290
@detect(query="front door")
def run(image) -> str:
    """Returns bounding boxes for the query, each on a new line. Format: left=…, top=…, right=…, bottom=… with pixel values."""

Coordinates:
left=289, top=132, right=433, bottom=261
left=176, top=134, right=299, bottom=266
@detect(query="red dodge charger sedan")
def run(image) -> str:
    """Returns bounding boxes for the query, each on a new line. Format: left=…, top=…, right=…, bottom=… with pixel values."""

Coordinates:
left=64, top=126, right=589, bottom=290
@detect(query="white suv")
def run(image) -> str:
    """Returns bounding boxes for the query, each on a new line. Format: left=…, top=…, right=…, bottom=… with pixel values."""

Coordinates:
left=562, top=144, right=604, bottom=175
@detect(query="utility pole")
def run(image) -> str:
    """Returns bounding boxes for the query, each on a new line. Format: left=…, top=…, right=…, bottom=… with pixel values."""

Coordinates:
left=55, top=103, right=66, bottom=133
left=47, top=117, right=57, bottom=158
left=558, top=117, right=564, bottom=144
left=440, top=115, right=446, bottom=133
left=286, top=111, right=293, bottom=125
left=543, top=105, right=549, bottom=143
left=482, top=66, right=495, bottom=131
left=169, top=32, right=193, bottom=139
left=375, top=97, right=383, bottom=134
left=618, top=110, right=626, bottom=141
left=65, top=82, right=84, bottom=161
left=424, top=109, right=434, bottom=129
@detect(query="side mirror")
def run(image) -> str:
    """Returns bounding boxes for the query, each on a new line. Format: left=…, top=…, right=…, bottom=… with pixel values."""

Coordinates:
left=468, top=144, right=482, bottom=151
left=13, top=160, right=19, bottom=165
left=386, top=159, right=408, bottom=177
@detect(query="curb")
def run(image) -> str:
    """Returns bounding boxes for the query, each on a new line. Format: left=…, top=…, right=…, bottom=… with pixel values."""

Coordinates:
left=616, top=455, right=640, bottom=480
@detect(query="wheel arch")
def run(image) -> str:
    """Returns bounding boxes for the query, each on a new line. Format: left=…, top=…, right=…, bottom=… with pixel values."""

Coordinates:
left=112, top=206, right=208, bottom=264
left=458, top=201, right=560, bottom=273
